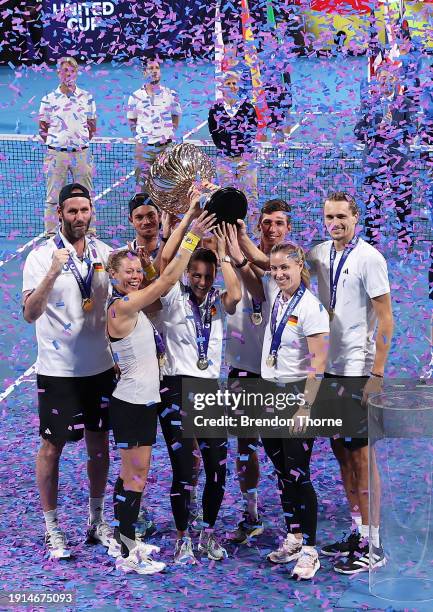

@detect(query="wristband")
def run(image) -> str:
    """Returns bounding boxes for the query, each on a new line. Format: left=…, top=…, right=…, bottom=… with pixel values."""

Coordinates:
left=181, top=232, right=200, bottom=253
left=143, top=263, right=157, bottom=281
left=235, top=257, right=249, bottom=269
left=370, top=371, right=384, bottom=378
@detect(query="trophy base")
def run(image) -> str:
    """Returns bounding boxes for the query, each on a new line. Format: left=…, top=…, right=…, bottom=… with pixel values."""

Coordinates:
left=205, top=187, right=248, bottom=226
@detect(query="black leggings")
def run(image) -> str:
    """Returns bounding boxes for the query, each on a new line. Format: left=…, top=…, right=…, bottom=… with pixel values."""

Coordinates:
left=159, top=376, right=227, bottom=531
left=261, top=437, right=317, bottom=546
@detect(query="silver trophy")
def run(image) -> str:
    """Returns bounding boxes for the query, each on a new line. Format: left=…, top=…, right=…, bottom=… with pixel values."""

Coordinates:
left=147, top=143, right=248, bottom=223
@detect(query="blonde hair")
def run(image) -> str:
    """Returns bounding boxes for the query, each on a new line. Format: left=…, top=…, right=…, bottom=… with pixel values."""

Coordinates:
left=106, top=250, right=139, bottom=275
left=57, top=56, right=78, bottom=70
left=270, top=242, right=310, bottom=288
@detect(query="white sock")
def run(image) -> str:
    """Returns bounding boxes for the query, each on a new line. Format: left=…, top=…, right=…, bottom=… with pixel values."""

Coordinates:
left=43, top=509, right=58, bottom=534
left=350, top=512, right=362, bottom=529
left=370, top=525, right=380, bottom=548
left=359, top=524, right=369, bottom=539
left=89, top=497, right=104, bottom=525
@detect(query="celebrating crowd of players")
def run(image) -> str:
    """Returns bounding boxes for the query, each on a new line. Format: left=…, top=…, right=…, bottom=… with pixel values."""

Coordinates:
left=26, top=52, right=433, bottom=580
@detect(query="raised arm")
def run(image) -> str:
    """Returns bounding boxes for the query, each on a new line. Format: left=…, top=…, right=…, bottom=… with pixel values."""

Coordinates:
left=236, top=219, right=270, bottom=270
left=214, top=225, right=241, bottom=315
left=23, top=249, right=70, bottom=323
left=224, top=223, right=265, bottom=302
left=112, top=211, right=217, bottom=316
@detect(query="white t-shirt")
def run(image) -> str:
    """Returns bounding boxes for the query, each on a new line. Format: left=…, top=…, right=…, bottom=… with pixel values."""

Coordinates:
left=307, top=238, right=390, bottom=376
left=39, top=86, right=96, bottom=149
left=226, top=273, right=267, bottom=374
left=160, top=281, right=225, bottom=379
left=127, top=85, right=182, bottom=144
left=261, top=275, right=329, bottom=382
left=22, top=233, right=113, bottom=377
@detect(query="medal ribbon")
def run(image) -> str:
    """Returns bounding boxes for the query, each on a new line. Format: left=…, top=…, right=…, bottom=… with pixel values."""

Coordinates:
left=268, top=283, right=306, bottom=361
left=329, top=235, right=359, bottom=312
left=187, top=287, right=218, bottom=363
left=251, top=297, right=262, bottom=318
left=54, top=233, right=94, bottom=302
left=108, top=287, right=165, bottom=356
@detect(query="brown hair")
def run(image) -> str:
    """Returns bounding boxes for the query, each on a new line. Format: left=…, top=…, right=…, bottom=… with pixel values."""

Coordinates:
left=325, top=191, right=359, bottom=216
left=259, top=198, right=291, bottom=224
left=270, top=242, right=310, bottom=288
left=106, top=250, right=139, bottom=274
left=187, top=248, right=218, bottom=272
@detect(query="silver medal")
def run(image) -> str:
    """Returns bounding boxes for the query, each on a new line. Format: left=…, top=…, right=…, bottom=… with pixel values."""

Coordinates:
left=197, top=358, right=209, bottom=370
left=250, top=312, right=263, bottom=326
left=266, top=354, right=276, bottom=368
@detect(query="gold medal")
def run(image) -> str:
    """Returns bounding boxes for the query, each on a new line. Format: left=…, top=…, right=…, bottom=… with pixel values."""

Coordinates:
left=158, top=353, right=167, bottom=368
left=266, top=354, right=276, bottom=368
left=250, top=313, right=263, bottom=326
left=82, top=298, right=94, bottom=312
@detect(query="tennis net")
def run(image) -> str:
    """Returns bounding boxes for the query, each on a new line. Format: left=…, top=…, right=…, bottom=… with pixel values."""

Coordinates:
left=0, top=134, right=431, bottom=244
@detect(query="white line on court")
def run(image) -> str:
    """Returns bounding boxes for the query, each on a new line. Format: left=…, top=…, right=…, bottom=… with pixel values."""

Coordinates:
left=0, top=364, right=36, bottom=402
left=183, top=120, right=208, bottom=141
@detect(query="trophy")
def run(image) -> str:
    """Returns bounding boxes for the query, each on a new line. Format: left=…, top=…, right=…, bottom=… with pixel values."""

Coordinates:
left=147, top=143, right=248, bottom=225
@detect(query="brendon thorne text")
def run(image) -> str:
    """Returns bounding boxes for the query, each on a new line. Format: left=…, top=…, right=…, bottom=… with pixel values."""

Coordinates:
left=181, top=377, right=377, bottom=439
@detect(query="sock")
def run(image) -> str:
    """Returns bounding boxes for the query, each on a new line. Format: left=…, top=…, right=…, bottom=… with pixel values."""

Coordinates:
left=371, top=525, right=380, bottom=548
left=117, top=488, right=142, bottom=558
left=351, top=512, right=362, bottom=530
left=359, top=524, right=369, bottom=539
left=89, top=496, right=104, bottom=525
left=43, top=509, right=58, bottom=534
left=245, top=490, right=258, bottom=522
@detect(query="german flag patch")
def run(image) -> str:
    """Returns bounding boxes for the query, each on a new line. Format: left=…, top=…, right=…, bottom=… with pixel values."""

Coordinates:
left=93, top=262, right=104, bottom=272
left=211, top=306, right=217, bottom=317
left=287, top=315, right=298, bottom=326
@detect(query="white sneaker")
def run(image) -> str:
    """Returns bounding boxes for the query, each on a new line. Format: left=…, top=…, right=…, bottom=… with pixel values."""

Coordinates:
left=267, top=533, right=303, bottom=564
left=45, top=529, right=71, bottom=560
left=86, top=520, right=115, bottom=547
left=174, top=536, right=197, bottom=565
left=115, top=547, right=166, bottom=575
left=108, top=538, right=160, bottom=559
left=291, top=546, right=320, bottom=580
left=198, top=531, right=228, bottom=561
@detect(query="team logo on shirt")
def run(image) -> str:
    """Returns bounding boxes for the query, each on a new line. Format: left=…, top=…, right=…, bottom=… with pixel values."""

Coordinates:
left=287, top=315, right=298, bottom=327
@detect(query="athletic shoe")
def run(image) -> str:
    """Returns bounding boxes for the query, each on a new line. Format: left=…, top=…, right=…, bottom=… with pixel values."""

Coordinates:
left=45, top=529, right=71, bottom=560
left=198, top=531, right=228, bottom=561
left=230, top=513, right=264, bottom=545
left=267, top=533, right=302, bottom=564
left=320, top=530, right=361, bottom=557
left=107, top=538, right=161, bottom=559
left=291, top=547, right=320, bottom=580
left=115, top=547, right=166, bottom=575
left=86, top=520, right=116, bottom=547
left=174, top=536, right=197, bottom=565
left=334, top=542, right=386, bottom=574
left=135, top=509, right=158, bottom=540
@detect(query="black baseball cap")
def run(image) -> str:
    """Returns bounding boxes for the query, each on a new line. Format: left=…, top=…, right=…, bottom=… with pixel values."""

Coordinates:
left=59, top=183, right=91, bottom=206
left=128, top=193, right=160, bottom=216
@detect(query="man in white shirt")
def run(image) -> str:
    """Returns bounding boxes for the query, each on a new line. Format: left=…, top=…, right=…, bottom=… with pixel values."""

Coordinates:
left=127, top=57, right=182, bottom=191
left=39, top=57, right=96, bottom=236
left=307, top=191, right=394, bottom=574
left=22, top=183, right=115, bottom=560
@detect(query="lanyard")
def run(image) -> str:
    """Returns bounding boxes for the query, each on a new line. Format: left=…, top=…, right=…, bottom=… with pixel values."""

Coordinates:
left=269, top=283, right=306, bottom=360
left=329, top=235, right=359, bottom=313
left=187, top=287, right=217, bottom=363
left=54, top=233, right=94, bottom=301
left=108, top=288, right=165, bottom=356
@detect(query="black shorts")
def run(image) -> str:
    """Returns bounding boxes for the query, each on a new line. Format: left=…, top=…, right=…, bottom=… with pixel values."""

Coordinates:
left=109, top=395, right=158, bottom=447
left=324, top=373, right=368, bottom=451
left=37, top=368, right=116, bottom=444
